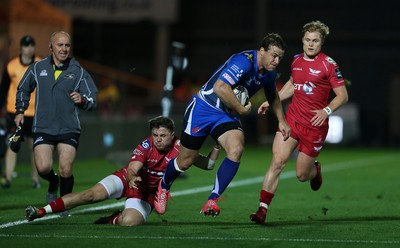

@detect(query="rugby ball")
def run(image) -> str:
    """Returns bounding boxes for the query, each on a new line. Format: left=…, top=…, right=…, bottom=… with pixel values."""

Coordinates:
left=233, top=85, right=249, bottom=106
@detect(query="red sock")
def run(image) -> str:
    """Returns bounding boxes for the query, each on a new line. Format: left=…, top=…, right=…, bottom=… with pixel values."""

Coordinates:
left=110, top=214, right=121, bottom=225
left=260, top=190, right=275, bottom=207
left=38, top=208, right=46, bottom=217
left=49, top=198, right=66, bottom=213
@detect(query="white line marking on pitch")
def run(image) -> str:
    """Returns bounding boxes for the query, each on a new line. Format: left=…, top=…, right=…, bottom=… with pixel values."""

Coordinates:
left=0, top=234, right=398, bottom=245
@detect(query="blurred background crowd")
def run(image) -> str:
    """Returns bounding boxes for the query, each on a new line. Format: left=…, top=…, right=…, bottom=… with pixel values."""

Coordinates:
left=0, top=0, right=399, bottom=163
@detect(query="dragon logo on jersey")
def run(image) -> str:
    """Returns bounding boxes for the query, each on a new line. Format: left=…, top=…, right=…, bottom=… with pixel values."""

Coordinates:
left=309, top=68, right=321, bottom=76
left=244, top=53, right=253, bottom=62
left=302, top=81, right=316, bottom=95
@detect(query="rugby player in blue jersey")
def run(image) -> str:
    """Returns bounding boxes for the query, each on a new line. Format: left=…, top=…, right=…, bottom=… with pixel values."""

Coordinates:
left=155, top=33, right=291, bottom=217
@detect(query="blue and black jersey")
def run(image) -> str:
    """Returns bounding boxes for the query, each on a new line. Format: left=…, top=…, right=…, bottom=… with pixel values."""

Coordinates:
left=197, top=50, right=277, bottom=112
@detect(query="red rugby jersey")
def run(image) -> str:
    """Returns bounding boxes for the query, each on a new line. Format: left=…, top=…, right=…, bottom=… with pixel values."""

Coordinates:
left=286, top=52, right=345, bottom=128
left=130, top=136, right=180, bottom=188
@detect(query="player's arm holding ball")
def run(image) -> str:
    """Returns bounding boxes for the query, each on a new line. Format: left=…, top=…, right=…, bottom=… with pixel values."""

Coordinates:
left=214, top=80, right=251, bottom=115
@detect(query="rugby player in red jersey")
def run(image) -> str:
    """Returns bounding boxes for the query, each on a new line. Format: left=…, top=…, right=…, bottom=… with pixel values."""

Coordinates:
left=250, top=20, right=349, bottom=224
left=25, top=116, right=220, bottom=226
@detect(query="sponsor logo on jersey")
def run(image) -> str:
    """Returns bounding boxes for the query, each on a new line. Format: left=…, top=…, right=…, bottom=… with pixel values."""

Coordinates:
left=231, top=64, right=240, bottom=72
left=40, top=70, right=48, bottom=76
left=302, top=81, right=316, bottom=95
left=227, top=69, right=236, bottom=80
left=133, top=148, right=144, bottom=156
left=229, top=64, right=243, bottom=79
left=335, top=68, right=343, bottom=79
left=236, top=69, right=243, bottom=78
left=293, top=67, right=302, bottom=71
left=222, top=72, right=235, bottom=85
left=131, top=148, right=144, bottom=159
left=141, top=140, right=150, bottom=149
left=326, top=57, right=337, bottom=65
left=309, top=68, right=321, bottom=76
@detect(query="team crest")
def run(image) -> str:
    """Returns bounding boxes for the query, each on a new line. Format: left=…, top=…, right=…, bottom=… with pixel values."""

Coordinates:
left=244, top=53, right=253, bottom=62
left=309, top=68, right=321, bottom=76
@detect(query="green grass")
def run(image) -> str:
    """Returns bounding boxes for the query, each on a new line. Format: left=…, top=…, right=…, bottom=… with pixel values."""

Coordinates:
left=0, top=146, right=399, bottom=247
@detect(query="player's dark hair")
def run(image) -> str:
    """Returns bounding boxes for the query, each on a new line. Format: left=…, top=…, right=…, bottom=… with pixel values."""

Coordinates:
left=148, top=116, right=175, bottom=133
left=260, top=33, right=286, bottom=51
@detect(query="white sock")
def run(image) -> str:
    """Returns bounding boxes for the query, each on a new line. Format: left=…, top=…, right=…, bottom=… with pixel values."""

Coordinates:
left=44, top=205, right=53, bottom=213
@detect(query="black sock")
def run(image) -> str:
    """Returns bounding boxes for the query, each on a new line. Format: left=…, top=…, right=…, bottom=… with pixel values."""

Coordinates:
left=60, top=175, right=74, bottom=197
left=39, top=169, right=59, bottom=193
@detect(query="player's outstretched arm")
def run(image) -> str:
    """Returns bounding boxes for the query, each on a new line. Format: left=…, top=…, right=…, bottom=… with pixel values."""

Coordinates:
left=127, top=161, right=143, bottom=189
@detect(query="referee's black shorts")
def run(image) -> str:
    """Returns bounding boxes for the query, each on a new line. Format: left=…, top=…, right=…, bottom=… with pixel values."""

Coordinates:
left=32, top=132, right=80, bottom=150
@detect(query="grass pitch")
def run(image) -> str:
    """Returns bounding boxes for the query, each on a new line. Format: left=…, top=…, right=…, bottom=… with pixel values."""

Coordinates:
left=0, top=146, right=399, bottom=247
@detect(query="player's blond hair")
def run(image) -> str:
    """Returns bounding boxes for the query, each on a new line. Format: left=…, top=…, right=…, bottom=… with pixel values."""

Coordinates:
left=302, top=20, right=330, bottom=42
